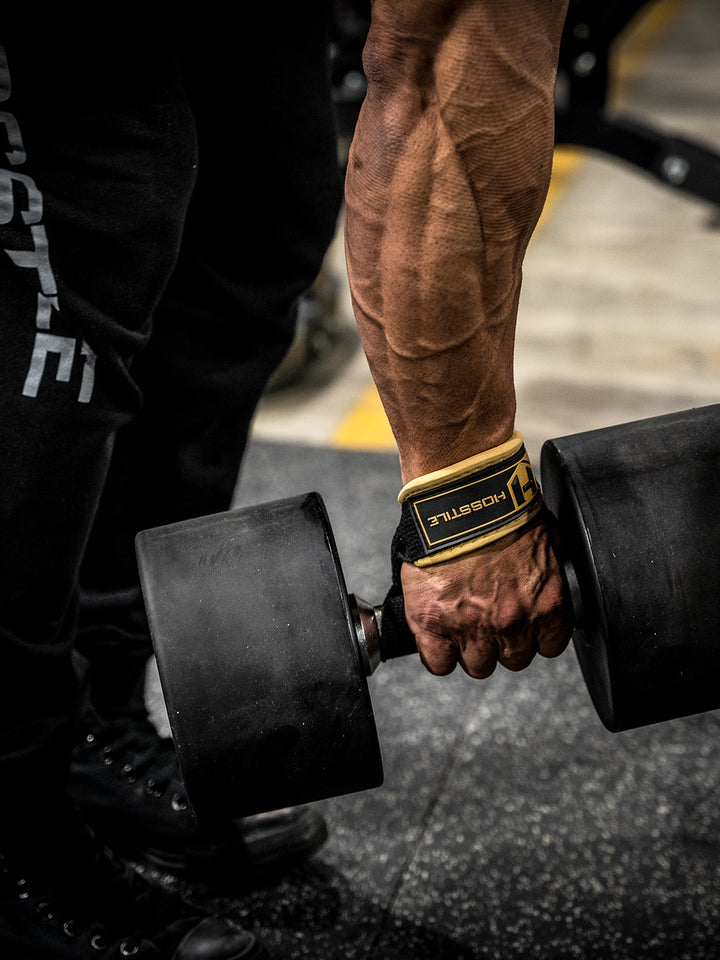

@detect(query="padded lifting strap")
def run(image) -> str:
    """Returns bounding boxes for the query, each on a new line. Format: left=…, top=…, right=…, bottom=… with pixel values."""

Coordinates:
left=395, top=432, right=544, bottom=566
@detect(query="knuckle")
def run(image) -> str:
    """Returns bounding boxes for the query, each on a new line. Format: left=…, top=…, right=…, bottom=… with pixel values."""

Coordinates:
left=495, top=598, right=527, bottom=633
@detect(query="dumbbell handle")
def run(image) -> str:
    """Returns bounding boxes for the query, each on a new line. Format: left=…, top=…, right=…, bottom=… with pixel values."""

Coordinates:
left=350, top=564, right=584, bottom=679
left=349, top=590, right=418, bottom=676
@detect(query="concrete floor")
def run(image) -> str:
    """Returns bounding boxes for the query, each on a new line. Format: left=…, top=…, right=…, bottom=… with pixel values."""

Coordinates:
left=147, top=1, right=720, bottom=956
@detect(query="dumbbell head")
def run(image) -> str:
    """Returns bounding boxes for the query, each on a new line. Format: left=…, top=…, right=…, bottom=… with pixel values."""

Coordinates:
left=136, top=492, right=386, bottom=822
left=541, top=403, right=720, bottom=732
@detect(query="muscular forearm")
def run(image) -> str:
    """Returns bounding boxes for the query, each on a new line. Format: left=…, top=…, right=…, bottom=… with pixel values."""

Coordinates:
left=345, top=0, right=568, bottom=481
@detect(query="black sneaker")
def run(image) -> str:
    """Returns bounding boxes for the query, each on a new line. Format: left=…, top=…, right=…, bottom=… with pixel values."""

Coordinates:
left=70, top=716, right=327, bottom=884
left=0, top=809, right=265, bottom=959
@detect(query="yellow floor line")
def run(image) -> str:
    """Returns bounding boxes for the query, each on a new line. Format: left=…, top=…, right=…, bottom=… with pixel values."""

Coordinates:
left=332, top=380, right=396, bottom=450
left=331, top=0, right=684, bottom=453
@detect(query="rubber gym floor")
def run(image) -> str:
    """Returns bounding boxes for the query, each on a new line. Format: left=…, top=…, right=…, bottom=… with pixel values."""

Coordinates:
left=145, top=1, right=720, bottom=956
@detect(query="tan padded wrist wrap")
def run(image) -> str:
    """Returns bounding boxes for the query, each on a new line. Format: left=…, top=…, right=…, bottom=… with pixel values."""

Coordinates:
left=396, top=432, right=543, bottom=566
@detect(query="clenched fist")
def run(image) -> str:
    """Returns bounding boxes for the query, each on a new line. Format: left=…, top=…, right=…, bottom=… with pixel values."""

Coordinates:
left=401, top=510, right=573, bottom=679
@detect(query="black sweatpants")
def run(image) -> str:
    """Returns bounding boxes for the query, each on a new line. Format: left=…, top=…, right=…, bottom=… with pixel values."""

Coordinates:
left=0, top=16, right=342, bottom=806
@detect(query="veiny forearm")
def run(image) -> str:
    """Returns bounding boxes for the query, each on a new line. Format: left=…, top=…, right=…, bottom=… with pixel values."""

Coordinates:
left=345, top=0, right=568, bottom=481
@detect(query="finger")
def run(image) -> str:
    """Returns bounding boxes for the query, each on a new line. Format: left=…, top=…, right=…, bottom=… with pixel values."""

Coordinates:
left=536, top=590, right=575, bottom=660
left=497, top=637, right=537, bottom=672
left=483, top=603, right=536, bottom=673
left=537, top=618, right=573, bottom=659
left=457, top=636, right=499, bottom=680
left=415, top=633, right=459, bottom=676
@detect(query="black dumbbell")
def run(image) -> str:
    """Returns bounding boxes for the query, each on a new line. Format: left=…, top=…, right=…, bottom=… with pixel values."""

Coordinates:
left=136, top=403, right=720, bottom=822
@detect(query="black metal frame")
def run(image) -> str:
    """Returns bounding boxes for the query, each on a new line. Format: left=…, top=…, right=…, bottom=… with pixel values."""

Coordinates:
left=330, top=0, right=720, bottom=208
left=556, top=0, right=720, bottom=206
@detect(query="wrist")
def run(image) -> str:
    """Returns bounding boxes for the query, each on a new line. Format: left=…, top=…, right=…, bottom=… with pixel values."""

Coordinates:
left=396, top=431, right=543, bottom=566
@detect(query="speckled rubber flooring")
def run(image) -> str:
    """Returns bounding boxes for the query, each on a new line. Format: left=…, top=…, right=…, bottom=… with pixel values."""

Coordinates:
left=144, top=441, right=720, bottom=960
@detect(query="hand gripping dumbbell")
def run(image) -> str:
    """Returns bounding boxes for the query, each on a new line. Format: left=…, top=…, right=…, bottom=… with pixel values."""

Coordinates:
left=136, top=403, right=720, bottom=822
